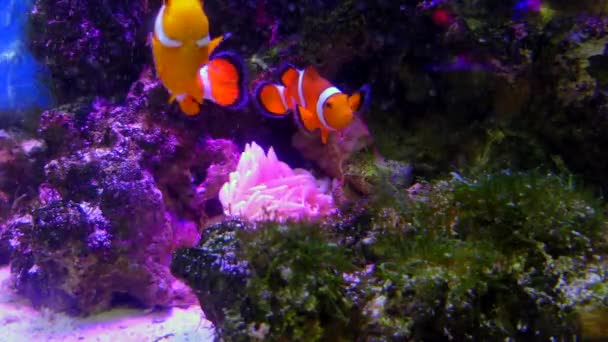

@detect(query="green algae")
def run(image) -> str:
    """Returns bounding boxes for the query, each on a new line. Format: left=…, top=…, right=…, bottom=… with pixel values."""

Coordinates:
left=172, top=170, right=607, bottom=341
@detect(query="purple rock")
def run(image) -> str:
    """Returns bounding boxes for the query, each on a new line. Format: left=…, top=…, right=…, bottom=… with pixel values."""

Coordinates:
left=6, top=68, right=252, bottom=314
left=28, top=0, right=159, bottom=103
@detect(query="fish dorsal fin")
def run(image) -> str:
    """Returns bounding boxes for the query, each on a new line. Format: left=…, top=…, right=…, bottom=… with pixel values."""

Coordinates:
left=304, top=65, right=322, bottom=81
left=279, top=64, right=300, bottom=87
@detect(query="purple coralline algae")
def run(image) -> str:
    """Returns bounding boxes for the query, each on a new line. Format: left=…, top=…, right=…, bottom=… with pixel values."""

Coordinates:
left=3, top=67, right=251, bottom=314
left=0, top=131, right=46, bottom=265
left=28, top=0, right=161, bottom=103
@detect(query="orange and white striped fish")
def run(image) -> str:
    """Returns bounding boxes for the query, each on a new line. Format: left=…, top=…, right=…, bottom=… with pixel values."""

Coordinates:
left=151, top=0, right=247, bottom=115
left=254, top=64, right=369, bottom=144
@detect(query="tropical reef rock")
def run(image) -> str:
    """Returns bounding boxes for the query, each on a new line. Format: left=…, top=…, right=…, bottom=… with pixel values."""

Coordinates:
left=3, top=70, right=253, bottom=314
left=292, top=115, right=374, bottom=188
left=0, top=130, right=46, bottom=265
left=27, top=0, right=159, bottom=103
left=172, top=171, right=607, bottom=340
left=219, top=142, right=335, bottom=222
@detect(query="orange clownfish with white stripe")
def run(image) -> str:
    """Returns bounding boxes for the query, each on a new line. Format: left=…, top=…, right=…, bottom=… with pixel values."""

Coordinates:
left=254, top=64, right=370, bottom=144
left=151, top=0, right=247, bottom=115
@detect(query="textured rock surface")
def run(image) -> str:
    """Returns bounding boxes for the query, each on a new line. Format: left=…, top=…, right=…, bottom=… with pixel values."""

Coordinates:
left=4, top=69, right=254, bottom=314
left=171, top=219, right=250, bottom=329
left=0, top=131, right=46, bottom=266
left=28, top=0, right=161, bottom=103
left=172, top=171, right=607, bottom=340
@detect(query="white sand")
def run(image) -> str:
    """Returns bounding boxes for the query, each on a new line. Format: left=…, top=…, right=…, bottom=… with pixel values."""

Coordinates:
left=0, top=266, right=215, bottom=342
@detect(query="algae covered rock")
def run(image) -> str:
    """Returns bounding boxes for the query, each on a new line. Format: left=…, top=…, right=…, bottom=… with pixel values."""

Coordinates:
left=4, top=73, right=253, bottom=314
left=27, top=0, right=159, bottom=103
left=358, top=171, right=606, bottom=340
left=8, top=97, right=192, bottom=313
left=170, top=219, right=251, bottom=328
left=0, top=130, right=46, bottom=265
left=172, top=170, right=607, bottom=340
left=172, top=217, right=366, bottom=340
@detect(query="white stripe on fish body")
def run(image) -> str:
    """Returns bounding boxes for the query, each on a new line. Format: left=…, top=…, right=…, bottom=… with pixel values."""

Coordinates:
left=196, top=34, right=211, bottom=48
left=175, top=93, right=187, bottom=102
left=297, top=69, right=306, bottom=108
left=276, top=85, right=288, bottom=110
left=316, top=86, right=341, bottom=131
left=154, top=5, right=183, bottom=48
left=200, top=65, right=216, bottom=102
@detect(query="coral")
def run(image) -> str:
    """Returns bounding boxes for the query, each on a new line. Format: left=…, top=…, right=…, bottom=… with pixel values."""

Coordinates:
left=172, top=170, right=607, bottom=340
left=219, top=142, right=335, bottom=222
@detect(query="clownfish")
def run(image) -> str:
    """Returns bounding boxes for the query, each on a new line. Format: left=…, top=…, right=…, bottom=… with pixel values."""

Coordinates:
left=151, top=0, right=247, bottom=115
left=254, top=64, right=369, bottom=144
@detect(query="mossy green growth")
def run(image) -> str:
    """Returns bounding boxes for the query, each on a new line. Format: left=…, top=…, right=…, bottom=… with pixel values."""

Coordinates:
left=362, top=171, right=606, bottom=339
left=221, top=223, right=358, bottom=341
left=173, top=171, right=607, bottom=340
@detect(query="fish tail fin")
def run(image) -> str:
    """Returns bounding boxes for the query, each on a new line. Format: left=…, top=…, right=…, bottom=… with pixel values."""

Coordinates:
left=200, top=51, right=248, bottom=109
left=253, top=81, right=291, bottom=118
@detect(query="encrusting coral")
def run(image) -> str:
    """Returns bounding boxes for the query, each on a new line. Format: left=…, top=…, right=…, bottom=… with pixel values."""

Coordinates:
left=219, top=142, right=336, bottom=222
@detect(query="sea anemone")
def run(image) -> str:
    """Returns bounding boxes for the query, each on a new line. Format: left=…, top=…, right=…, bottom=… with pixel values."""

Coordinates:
left=218, top=142, right=336, bottom=222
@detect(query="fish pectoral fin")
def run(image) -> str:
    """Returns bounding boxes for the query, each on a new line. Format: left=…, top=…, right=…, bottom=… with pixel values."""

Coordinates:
left=178, top=96, right=201, bottom=116
left=296, top=105, right=317, bottom=132
left=208, top=36, right=225, bottom=56
left=348, top=92, right=362, bottom=112
left=189, top=81, right=204, bottom=104
left=321, top=129, right=330, bottom=144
